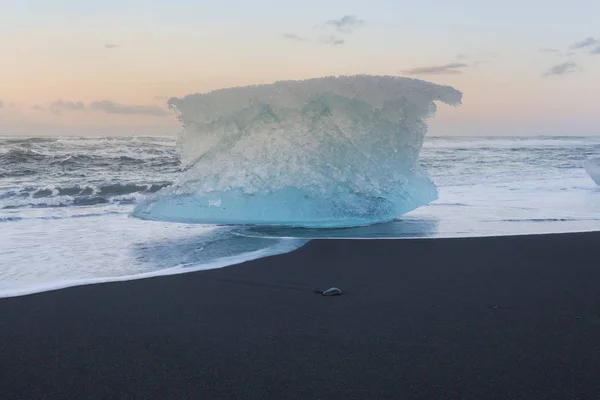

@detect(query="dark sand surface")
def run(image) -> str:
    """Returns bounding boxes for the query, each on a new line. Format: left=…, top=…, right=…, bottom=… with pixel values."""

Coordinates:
left=2, top=232, right=600, bottom=399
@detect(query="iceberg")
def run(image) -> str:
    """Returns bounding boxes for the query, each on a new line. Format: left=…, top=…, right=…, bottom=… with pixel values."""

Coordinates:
left=584, top=157, right=600, bottom=185
left=132, top=75, right=462, bottom=228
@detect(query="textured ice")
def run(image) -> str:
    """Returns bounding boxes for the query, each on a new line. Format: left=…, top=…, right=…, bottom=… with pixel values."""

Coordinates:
left=584, top=157, right=600, bottom=185
left=132, top=75, right=462, bottom=228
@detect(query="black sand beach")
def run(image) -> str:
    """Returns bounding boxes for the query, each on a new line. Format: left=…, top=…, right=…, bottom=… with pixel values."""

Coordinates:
left=2, top=232, right=600, bottom=399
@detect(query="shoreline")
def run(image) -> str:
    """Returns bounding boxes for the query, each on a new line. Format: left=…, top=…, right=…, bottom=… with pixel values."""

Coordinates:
left=0, top=238, right=307, bottom=299
left=3, top=229, right=600, bottom=299
left=2, top=231, right=600, bottom=399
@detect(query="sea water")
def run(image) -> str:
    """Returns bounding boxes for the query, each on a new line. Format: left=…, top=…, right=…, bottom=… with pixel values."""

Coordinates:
left=1, top=135, right=600, bottom=297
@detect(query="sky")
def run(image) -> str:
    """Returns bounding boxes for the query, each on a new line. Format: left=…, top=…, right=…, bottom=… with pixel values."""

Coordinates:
left=0, top=0, right=599, bottom=136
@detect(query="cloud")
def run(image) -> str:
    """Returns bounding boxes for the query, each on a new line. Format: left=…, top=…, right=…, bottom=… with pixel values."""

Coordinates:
left=105, top=44, right=119, bottom=49
left=539, top=47, right=561, bottom=54
left=282, top=33, right=307, bottom=42
left=324, top=15, right=364, bottom=33
left=50, top=100, right=84, bottom=110
left=569, top=37, right=599, bottom=50
left=592, top=45, right=600, bottom=55
left=402, top=62, right=469, bottom=75
left=320, top=35, right=345, bottom=46
left=32, top=105, right=44, bottom=111
left=544, top=61, right=578, bottom=76
left=90, top=100, right=170, bottom=116
left=284, top=15, right=363, bottom=45
left=49, top=100, right=85, bottom=115
left=0, top=100, right=3, bottom=108
left=454, top=52, right=496, bottom=67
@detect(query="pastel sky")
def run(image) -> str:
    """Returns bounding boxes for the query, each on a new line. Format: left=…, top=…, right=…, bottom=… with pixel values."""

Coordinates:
left=1, top=0, right=599, bottom=136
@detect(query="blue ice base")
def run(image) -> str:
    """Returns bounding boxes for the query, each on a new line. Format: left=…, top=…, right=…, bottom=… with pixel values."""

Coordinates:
left=132, top=186, right=438, bottom=228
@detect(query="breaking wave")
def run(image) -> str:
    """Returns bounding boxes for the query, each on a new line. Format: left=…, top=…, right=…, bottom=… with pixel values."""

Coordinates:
left=0, top=182, right=171, bottom=209
left=0, top=136, right=178, bottom=209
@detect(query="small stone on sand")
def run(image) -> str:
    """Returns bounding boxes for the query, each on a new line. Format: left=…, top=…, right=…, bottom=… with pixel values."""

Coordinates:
left=322, top=287, right=342, bottom=296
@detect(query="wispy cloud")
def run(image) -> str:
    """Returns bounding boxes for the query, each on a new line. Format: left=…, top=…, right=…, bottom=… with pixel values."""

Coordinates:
left=0, top=100, right=4, bottom=109
left=46, top=99, right=170, bottom=116
left=90, top=100, right=170, bottom=116
left=544, top=61, right=578, bottom=76
left=591, top=45, right=600, bottom=55
left=569, top=37, right=599, bottom=50
left=49, top=100, right=85, bottom=115
left=32, top=105, right=44, bottom=111
left=324, top=15, right=364, bottom=33
left=539, top=47, right=561, bottom=54
left=460, top=53, right=495, bottom=67
left=402, top=62, right=469, bottom=75
left=282, top=33, right=307, bottom=42
left=105, top=44, right=119, bottom=49
left=320, top=35, right=345, bottom=46
left=50, top=100, right=84, bottom=110
left=282, top=15, right=363, bottom=46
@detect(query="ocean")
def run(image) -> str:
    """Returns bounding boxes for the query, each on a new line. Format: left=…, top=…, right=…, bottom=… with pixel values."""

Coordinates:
left=1, top=135, right=599, bottom=297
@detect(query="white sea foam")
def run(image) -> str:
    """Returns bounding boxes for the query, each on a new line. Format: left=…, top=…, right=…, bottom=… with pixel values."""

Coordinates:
left=0, top=238, right=305, bottom=299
